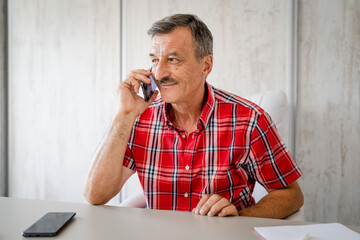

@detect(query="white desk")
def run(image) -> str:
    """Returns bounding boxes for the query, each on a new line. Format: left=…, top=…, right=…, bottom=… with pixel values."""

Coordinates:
left=1, top=197, right=359, bottom=240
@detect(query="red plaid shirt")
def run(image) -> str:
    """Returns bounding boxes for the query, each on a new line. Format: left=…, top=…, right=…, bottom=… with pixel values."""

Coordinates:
left=123, top=82, right=302, bottom=212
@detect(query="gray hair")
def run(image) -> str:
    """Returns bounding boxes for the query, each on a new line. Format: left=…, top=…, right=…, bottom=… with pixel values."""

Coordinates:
left=148, top=14, right=213, bottom=61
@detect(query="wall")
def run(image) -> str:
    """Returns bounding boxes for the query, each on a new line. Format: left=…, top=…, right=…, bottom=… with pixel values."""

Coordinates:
left=297, top=0, right=360, bottom=225
left=8, top=0, right=121, bottom=204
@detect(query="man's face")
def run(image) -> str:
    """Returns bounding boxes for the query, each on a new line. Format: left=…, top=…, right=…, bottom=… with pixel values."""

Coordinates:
left=150, top=27, right=211, bottom=105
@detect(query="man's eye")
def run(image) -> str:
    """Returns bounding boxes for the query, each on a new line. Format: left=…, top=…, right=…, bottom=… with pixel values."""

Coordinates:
left=169, top=58, right=178, bottom=62
left=152, top=59, right=159, bottom=65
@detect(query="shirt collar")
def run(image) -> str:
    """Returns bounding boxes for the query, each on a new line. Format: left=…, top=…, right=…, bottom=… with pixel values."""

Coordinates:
left=163, top=81, right=215, bottom=132
left=198, top=82, right=215, bottom=130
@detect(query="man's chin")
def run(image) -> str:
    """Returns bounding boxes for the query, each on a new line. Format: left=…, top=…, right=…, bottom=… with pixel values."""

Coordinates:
left=159, top=92, right=178, bottom=104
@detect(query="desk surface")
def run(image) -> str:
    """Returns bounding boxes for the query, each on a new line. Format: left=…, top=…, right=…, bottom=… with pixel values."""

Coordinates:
left=1, top=197, right=359, bottom=240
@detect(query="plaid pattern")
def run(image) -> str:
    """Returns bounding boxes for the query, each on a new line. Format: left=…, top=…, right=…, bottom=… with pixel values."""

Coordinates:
left=123, top=82, right=302, bottom=212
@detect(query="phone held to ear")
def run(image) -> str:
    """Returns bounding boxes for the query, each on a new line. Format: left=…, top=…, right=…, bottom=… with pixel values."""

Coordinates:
left=22, top=212, right=76, bottom=237
left=141, top=68, right=157, bottom=102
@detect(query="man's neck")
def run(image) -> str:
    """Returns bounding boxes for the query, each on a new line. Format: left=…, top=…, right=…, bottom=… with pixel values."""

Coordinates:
left=169, top=83, right=207, bottom=135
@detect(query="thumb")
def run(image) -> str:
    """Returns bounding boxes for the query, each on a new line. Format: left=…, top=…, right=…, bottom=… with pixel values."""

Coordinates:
left=146, top=90, right=159, bottom=105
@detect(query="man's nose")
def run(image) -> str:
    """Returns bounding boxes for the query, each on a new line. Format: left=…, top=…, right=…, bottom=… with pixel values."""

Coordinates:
left=153, top=60, right=170, bottom=81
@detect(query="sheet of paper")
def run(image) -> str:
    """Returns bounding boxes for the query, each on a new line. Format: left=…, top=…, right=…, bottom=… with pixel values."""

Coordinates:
left=253, top=223, right=360, bottom=240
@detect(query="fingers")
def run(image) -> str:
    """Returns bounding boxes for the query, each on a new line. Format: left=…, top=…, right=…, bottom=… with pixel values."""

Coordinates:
left=116, top=69, right=157, bottom=117
left=193, top=194, right=238, bottom=217
left=124, top=69, right=152, bottom=94
left=200, top=195, right=229, bottom=216
left=217, top=204, right=239, bottom=217
left=193, top=194, right=211, bottom=215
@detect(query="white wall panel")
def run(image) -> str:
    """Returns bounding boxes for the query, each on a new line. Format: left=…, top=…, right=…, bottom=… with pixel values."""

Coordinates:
left=8, top=0, right=121, bottom=203
left=297, top=0, right=360, bottom=225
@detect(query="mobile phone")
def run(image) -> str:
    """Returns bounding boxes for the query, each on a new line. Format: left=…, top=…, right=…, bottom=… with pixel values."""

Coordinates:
left=22, top=212, right=76, bottom=237
left=141, top=68, right=157, bottom=102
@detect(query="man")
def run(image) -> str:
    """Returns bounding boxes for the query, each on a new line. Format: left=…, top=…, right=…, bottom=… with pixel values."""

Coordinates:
left=84, top=14, right=303, bottom=218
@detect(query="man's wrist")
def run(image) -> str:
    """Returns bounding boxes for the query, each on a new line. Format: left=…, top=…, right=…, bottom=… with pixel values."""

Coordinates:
left=238, top=206, right=257, bottom=217
left=111, top=112, right=137, bottom=136
left=113, top=111, right=137, bottom=124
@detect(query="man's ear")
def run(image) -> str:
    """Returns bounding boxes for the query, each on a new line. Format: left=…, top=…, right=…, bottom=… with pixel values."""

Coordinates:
left=202, top=54, right=213, bottom=78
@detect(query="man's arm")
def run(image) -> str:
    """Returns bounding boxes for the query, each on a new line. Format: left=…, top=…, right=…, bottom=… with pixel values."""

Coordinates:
left=193, top=181, right=303, bottom=218
left=83, top=69, right=158, bottom=205
left=83, top=115, right=136, bottom=205
left=239, top=181, right=304, bottom=218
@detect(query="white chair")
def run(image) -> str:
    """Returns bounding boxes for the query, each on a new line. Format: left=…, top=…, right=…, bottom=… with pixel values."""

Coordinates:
left=120, top=90, right=304, bottom=221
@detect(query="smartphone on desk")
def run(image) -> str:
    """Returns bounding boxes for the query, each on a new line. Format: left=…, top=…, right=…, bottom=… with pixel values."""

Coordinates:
left=141, top=68, right=157, bottom=102
left=22, top=212, right=76, bottom=237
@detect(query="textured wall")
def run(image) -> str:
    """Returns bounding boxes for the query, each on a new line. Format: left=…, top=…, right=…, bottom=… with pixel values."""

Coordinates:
left=297, top=0, right=360, bottom=225
left=8, top=0, right=121, bottom=204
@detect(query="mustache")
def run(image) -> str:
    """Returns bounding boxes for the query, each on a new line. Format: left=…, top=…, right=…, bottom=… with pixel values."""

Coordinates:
left=157, top=77, right=178, bottom=85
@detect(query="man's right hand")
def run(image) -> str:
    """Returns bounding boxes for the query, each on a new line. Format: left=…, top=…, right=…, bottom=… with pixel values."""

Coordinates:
left=117, top=69, right=159, bottom=119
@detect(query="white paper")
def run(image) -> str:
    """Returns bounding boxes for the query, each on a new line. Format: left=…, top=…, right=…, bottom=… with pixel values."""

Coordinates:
left=253, top=223, right=360, bottom=240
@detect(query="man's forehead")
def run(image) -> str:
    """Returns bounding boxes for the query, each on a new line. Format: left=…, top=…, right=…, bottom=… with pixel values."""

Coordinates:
left=150, top=27, right=193, bottom=54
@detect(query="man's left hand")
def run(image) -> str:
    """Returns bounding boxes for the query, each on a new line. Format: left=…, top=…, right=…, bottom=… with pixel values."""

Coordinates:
left=192, top=194, right=239, bottom=217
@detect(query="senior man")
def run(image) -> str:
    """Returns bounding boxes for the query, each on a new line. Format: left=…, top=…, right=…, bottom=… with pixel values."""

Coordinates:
left=84, top=14, right=303, bottom=218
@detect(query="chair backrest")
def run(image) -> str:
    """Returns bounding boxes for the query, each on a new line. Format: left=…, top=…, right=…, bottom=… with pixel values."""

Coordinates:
left=246, top=90, right=289, bottom=147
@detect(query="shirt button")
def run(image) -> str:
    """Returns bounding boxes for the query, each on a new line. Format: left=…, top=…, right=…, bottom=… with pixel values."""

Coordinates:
left=185, top=165, right=190, bottom=170
left=182, top=134, right=186, bottom=138
left=184, top=192, right=189, bottom=198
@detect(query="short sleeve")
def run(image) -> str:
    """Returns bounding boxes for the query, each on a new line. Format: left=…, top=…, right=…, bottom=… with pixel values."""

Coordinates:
left=123, top=144, right=136, bottom=170
left=248, top=111, right=302, bottom=190
left=122, top=123, right=137, bottom=171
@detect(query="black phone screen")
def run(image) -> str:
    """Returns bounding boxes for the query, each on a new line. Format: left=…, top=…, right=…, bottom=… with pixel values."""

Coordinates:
left=22, top=212, right=76, bottom=237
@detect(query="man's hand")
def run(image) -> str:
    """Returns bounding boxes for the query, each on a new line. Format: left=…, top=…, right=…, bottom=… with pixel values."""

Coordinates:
left=192, top=194, right=239, bottom=217
left=117, top=69, right=159, bottom=118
